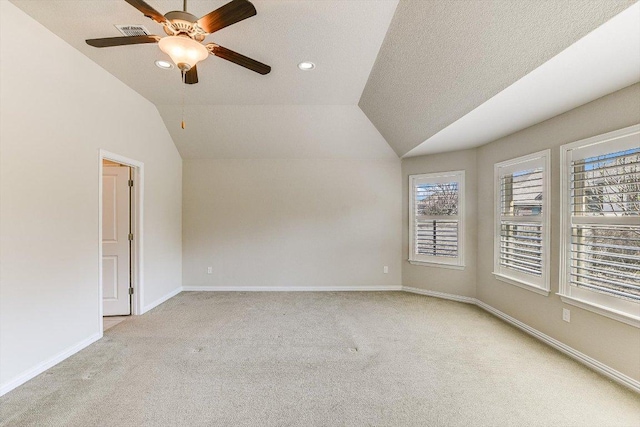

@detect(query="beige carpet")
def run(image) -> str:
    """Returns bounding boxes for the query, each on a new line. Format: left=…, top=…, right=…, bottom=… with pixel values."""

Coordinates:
left=1, top=291, right=639, bottom=426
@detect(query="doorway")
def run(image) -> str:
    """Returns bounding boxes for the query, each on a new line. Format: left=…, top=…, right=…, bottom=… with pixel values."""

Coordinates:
left=99, top=150, right=144, bottom=333
left=102, top=159, right=132, bottom=317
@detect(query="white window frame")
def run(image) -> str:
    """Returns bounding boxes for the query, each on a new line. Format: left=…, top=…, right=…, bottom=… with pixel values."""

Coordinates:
left=559, top=124, right=640, bottom=328
left=409, top=170, right=465, bottom=269
left=493, top=150, right=551, bottom=296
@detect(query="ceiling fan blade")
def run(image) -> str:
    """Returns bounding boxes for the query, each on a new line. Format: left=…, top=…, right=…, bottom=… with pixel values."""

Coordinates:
left=208, top=44, right=271, bottom=75
left=124, top=0, right=167, bottom=24
left=86, top=35, right=161, bottom=48
left=184, top=65, right=199, bottom=84
left=197, top=0, right=256, bottom=34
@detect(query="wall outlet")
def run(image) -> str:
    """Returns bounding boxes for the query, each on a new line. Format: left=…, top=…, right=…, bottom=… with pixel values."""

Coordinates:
left=207, top=267, right=213, bottom=274
left=383, top=266, right=389, bottom=274
left=562, top=308, right=570, bottom=323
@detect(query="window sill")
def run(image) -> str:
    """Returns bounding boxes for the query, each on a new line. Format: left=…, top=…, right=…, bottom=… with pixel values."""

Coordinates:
left=558, top=294, right=640, bottom=328
left=492, top=273, right=549, bottom=296
left=408, top=260, right=465, bottom=270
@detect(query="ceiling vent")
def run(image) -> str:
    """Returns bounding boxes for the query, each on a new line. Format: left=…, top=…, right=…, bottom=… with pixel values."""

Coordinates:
left=114, top=25, right=150, bottom=36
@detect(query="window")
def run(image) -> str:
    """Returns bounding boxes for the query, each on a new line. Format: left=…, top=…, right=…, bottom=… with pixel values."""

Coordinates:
left=493, top=150, right=550, bottom=295
left=409, top=171, right=464, bottom=268
left=560, top=125, right=640, bottom=327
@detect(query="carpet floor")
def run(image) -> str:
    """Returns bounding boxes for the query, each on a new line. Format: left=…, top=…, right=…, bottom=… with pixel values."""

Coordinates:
left=1, top=291, right=639, bottom=426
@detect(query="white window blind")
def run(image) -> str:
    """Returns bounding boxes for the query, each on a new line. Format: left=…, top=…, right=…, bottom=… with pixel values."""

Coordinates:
left=569, top=148, right=640, bottom=301
left=409, top=171, right=465, bottom=268
left=494, top=151, right=550, bottom=294
left=560, top=125, right=640, bottom=327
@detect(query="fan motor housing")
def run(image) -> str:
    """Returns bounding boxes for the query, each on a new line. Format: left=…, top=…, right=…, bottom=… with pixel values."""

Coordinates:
left=163, top=11, right=206, bottom=41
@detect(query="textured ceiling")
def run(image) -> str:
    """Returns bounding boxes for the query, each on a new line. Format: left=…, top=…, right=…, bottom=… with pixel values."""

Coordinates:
left=406, top=3, right=640, bottom=157
left=359, top=0, right=637, bottom=157
left=10, top=0, right=638, bottom=160
left=10, top=0, right=398, bottom=106
left=157, top=105, right=398, bottom=159
left=9, top=0, right=399, bottom=159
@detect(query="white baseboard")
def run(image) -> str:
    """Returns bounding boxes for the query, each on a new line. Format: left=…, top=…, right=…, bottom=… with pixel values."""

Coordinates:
left=0, top=332, right=101, bottom=397
left=402, top=286, right=476, bottom=304
left=182, top=285, right=403, bottom=292
left=402, top=285, right=638, bottom=392
left=474, top=299, right=640, bottom=393
left=142, top=286, right=183, bottom=313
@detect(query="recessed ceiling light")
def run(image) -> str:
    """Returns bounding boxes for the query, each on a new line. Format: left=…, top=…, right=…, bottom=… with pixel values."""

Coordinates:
left=298, top=61, right=315, bottom=71
left=155, top=60, right=173, bottom=70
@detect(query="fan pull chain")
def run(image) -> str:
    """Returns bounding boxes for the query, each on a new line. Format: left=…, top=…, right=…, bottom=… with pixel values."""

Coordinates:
left=181, top=70, right=186, bottom=129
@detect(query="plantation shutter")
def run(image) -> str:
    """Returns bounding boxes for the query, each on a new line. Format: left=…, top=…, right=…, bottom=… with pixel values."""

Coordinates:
left=494, top=151, right=549, bottom=291
left=499, top=167, right=544, bottom=276
left=409, top=171, right=464, bottom=267
left=414, top=182, right=459, bottom=258
left=569, top=147, right=640, bottom=301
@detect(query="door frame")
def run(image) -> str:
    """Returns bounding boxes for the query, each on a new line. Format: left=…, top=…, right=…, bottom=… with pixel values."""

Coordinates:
left=98, top=150, right=145, bottom=330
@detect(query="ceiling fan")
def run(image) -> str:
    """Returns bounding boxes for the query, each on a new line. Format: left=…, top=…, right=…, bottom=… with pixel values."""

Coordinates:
left=86, top=0, right=271, bottom=85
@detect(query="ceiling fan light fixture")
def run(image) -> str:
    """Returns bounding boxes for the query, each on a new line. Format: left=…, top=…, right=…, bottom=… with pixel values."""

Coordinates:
left=298, top=61, right=315, bottom=71
left=85, top=0, right=271, bottom=80
left=158, top=36, right=208, bottom=71
left=155, top=60, right=174, bottom=69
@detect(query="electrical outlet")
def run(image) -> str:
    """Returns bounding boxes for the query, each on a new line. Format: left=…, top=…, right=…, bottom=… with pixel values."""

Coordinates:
left=562, top=308, right=570, bottom=323
left=207, top=267, right=213, bottom=274
left=383, top=266, right=389, bottom=274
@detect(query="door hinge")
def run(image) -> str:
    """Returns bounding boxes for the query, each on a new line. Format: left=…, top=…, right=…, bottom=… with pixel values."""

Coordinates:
left=128, top=233, right=134, bottom=241
left=129, top=287, right=134, bottom=295
left=128, top=179, right=134, bottom=187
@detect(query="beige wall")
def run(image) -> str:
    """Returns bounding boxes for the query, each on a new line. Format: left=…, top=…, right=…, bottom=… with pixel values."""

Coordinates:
left=476, top=83, right=640, bottom=381
left=401, top=149, right=477, bottom=297
left=0, top=2, right=182, bottom=390
left=402, top=83, right=640, bottom=381
left=183, top=159, right=402, bottom=289
left=1, top=0, right=637, bottom=394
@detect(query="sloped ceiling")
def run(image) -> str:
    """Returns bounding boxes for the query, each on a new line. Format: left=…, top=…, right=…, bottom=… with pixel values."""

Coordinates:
left=9, top=0, right=399, bottom=159
left=405, top=3, right=640, bottom=157
left=359, top=0, right=637, bottom=157
left=9, top=0, right=639, bottom=160
left=157, top=105, right=398, bottom=159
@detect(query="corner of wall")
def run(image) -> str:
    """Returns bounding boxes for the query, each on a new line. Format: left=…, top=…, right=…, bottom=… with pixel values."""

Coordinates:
left=400, top=148, right=479, bottom=299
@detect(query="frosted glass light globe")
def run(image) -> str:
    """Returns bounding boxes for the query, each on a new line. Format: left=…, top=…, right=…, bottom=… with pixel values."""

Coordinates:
left=158, top=36, right=208, bottom=71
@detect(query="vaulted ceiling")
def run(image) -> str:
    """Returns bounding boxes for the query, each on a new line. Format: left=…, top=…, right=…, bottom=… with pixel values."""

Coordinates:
left=359, top=0, right=637, bottom=157
left=9, top=0, right=640, bottom=159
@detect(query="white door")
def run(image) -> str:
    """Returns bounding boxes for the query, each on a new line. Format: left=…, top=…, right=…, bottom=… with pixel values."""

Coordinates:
left=102, top=166, right=131, bottom=316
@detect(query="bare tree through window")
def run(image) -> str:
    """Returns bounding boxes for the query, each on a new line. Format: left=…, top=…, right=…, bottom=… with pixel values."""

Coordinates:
left=572, top=148, right=640, bottom=300
left=415, top=182, right=459, bottom=258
